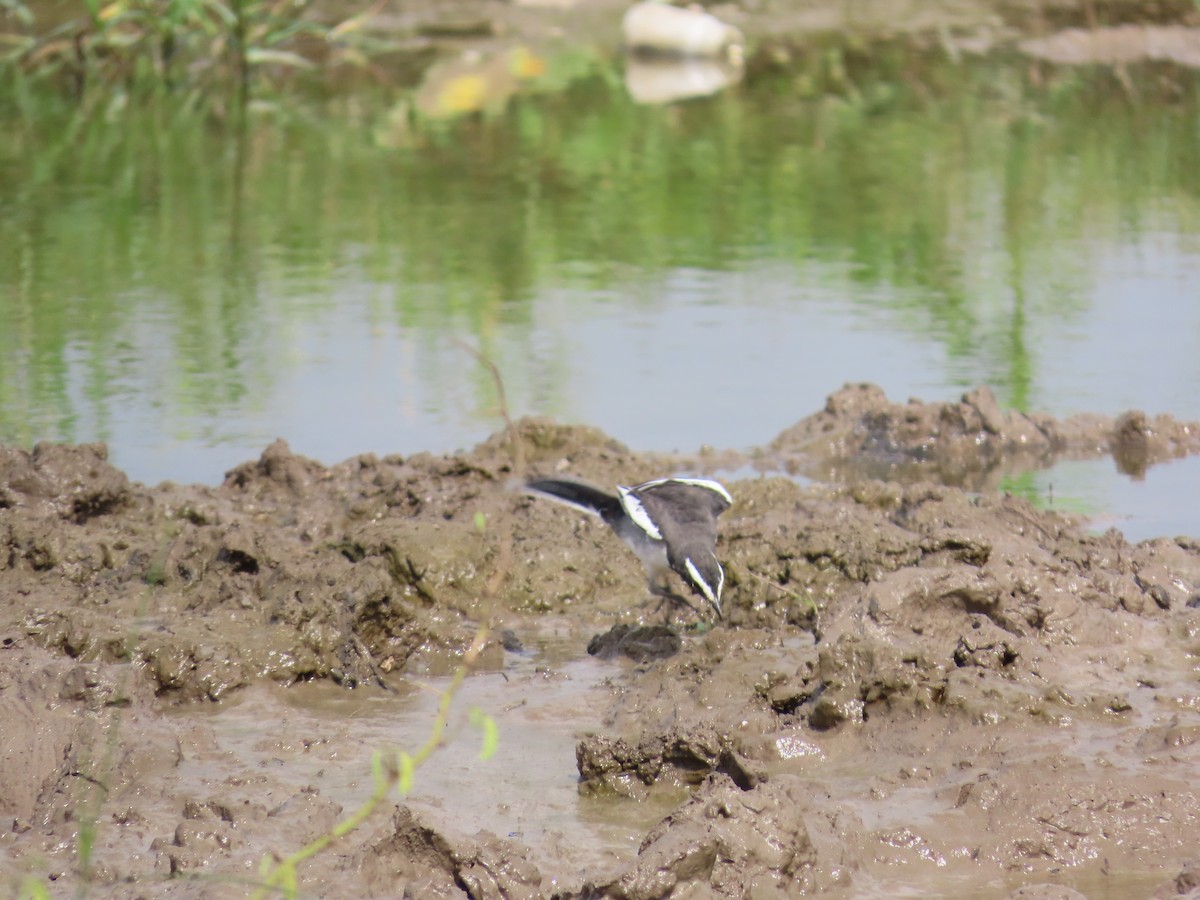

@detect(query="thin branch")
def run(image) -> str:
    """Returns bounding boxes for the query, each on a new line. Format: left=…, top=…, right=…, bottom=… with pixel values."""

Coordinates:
left=455, top=338, right=525, bottom=478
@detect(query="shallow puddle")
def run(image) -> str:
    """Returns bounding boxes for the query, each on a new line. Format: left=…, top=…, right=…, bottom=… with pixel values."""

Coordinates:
left=183, top=624, right=682, bottom=879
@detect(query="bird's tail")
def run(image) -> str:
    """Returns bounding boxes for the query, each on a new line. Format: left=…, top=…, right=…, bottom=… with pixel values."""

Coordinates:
left=526, top=478, right=624, bottom=523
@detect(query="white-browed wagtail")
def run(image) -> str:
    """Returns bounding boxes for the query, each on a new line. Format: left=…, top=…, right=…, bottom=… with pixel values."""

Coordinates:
left=526, top=476, right=732, bottom=619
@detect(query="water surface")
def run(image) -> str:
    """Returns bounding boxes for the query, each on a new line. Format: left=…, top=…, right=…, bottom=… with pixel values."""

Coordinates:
left=2, top=42, right=1198, bottom=536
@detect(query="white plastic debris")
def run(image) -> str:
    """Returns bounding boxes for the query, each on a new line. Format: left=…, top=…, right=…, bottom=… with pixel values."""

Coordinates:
left=621, top=1, right=744, bottom=62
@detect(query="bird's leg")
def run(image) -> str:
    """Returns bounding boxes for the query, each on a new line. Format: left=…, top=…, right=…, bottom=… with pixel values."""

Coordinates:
left=645, top=577, right=702, bottom=621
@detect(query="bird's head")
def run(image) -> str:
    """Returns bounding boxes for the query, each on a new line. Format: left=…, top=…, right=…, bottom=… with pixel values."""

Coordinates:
left=680, top=550, right=725, bottom=618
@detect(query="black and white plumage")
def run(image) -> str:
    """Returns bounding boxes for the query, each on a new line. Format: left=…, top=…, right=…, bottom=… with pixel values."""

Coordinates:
left=526, top=476, right=733, bottom=618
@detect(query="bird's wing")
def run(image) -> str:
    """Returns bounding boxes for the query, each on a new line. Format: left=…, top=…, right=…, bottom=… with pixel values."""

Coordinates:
left=633, top=477, right=732, bottom=510
left=622, top=479, right=729, bottom=550
left=526, top=478, right=624, bottom=523
left=626, top=480, right=730, bottom=611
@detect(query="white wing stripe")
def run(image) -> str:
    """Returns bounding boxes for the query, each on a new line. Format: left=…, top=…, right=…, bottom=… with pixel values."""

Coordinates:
left=673, top=478, right=733, bottom=505
left=634, top=477, right=732, bottom=506
left=618, top=485, right=663, bottom=540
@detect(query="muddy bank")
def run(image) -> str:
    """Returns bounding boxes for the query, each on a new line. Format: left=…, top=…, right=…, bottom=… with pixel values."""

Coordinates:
left=368, top=0, right=1200, bottom=62
left=766, top=382, right=1200, bottom=487
left=2, top=385, right=1200, bottom=897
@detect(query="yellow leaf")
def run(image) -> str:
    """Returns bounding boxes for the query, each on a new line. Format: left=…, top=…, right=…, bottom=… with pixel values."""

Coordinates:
left=509, top=46, right=545, bottom=80
left=439, top=74, right=486, bottom=114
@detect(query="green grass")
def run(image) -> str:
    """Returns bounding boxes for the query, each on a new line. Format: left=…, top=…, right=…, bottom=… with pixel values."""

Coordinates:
left=0, top=0, right=380, bottom=99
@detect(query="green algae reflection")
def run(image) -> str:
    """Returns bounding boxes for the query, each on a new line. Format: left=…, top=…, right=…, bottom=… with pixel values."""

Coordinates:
left=1, top=41, right=1198, bottom=463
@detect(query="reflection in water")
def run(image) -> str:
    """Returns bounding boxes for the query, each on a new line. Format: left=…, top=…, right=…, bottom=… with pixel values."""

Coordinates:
left=1016, top=455, right=1200, bottom=543
left=623, top=56, right=744, bottom=105
left=0, top=41, right=1198, bottom=542
left=414, top=46, right=549, bottom=119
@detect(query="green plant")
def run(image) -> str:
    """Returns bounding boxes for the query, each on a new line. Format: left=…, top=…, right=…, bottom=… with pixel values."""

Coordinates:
left=17, top=876, right=52, bottom=900
left=0, top=0, right=34, bottom=62
left=1, top=0, right=382, bottom=97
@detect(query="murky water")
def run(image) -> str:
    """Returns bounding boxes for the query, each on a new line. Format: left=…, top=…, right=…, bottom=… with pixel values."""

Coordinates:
left=2, top=41, right=1198, bottom=539
left=185, top=625, right=682, bottom=877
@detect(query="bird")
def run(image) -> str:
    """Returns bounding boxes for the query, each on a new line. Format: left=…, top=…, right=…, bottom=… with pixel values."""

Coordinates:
left=525, top=476, right=732, bottom=619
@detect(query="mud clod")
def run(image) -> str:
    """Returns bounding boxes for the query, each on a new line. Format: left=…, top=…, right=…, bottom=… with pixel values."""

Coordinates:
left=362, top=806, right=542, bottom=898
left=583, top=774, right=855, bottom=899
left=769, top=383, right=1200, bottom=489
left=1152, top=860, right=1200, bottom=898
left=587, top=624, right=681, bottom=661
left=1, top=442, right=130, bottom=522
left=577, top=725, right=766, bottom=797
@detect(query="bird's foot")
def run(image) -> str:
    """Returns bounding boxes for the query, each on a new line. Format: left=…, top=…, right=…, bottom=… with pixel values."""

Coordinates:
left=644, top=584, right=714, bottom=626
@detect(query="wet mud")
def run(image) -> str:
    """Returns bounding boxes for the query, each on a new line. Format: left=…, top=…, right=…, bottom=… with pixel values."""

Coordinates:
left=3, top=384, right=1200, bottom=898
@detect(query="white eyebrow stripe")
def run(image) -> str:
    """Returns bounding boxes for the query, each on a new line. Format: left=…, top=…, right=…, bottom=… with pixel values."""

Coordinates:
left=684, top=557, right=716, bottom=604
left=637, top=477, right=732, bottom=506
left=618, top=485, right=663, bottom=540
